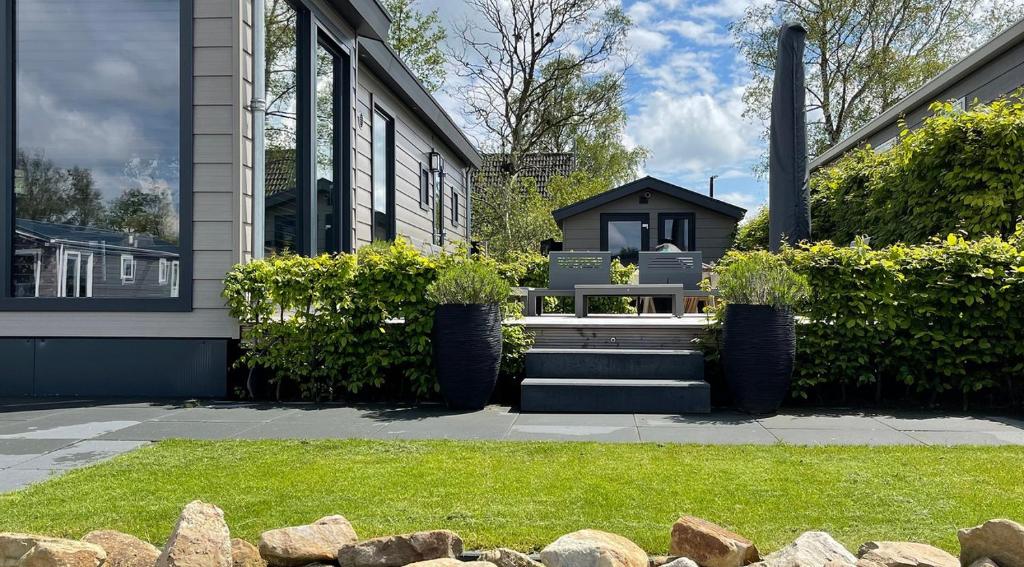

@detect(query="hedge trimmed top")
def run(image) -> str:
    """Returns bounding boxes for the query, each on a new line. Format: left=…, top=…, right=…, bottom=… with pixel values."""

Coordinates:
left=810, top=93, right=1024, bottom=246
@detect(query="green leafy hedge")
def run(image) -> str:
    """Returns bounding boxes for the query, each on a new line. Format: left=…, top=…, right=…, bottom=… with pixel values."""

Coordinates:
left=706, top=234, right=1024, bottom=408
left=810, top=94, right=1024, bottom=246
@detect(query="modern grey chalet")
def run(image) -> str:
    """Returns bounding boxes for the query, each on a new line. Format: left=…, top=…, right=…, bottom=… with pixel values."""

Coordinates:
left=0, top=0, right=481, bottom=397
left=811, top=17, right=1024, bottom=169
left=552, top=177, right=746, bottom=264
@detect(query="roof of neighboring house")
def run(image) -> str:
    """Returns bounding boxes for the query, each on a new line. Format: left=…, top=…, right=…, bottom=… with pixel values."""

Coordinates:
left=358, top=38, right=483, bottom=169
left=551, top=176, right=747, bottom=226
left=16, top=218, right=179, bottom=256
left=264, top=151, right=296, bottom=197
left=810, top=17, right=1024, bottom=169
left=478, top=152, right=577, bottom=196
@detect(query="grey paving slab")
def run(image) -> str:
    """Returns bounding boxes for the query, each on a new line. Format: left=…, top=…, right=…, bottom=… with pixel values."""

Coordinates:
left=0, top=468, right=60, bottom=492
left=874, top=414, right=1024, bottom=432
left=907, top=429, right=1024, bottom=446
left=638, top=424, right=778, bottom=444
left=636, top=413, right=758, bottom=427
left=512, top=413, right=637, bottom=427
left=11, top=440, right=147, bottom=471
left=506, top=424, right=641, bottom=442
left=154, top=406, right=298, bottom=423
left=0, top=407, right=76, bottom=421
left=756, top=413, right=889, bottom=430
left=95, top=420, right=260, bottom=441
left=0, top=439, right=76, bottom=469
left=237, top=420, right=388, bottom=440
left=0, top=420, right=140, bottom=440
left=770, top=427, right=921, bottom=446
left=376, top=410, right=518, bottom=440
left=272, top=405, right=392, bottom=423
left=59, top=406, right=188, bottom=422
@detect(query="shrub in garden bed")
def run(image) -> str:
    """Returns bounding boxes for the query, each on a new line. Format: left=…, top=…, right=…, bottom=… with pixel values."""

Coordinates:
left=222, top=240, right=533, bottom=402
left=701, top=233, right=1024, bottom=409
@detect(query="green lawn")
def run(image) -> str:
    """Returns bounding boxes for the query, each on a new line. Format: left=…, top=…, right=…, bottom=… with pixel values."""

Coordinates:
left=1, top=440, right=1022, bottom=555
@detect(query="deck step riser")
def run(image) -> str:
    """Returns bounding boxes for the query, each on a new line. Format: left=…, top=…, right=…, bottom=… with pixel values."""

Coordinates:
left=531, top=328, right=699, bottom=350
left=525, top=349, right=703, bottom=380
left=521, top=379, right=711, bottom=414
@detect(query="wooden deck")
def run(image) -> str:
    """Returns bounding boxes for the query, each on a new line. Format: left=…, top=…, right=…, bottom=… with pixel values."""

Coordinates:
left=505, top=313, right=711, bottom=350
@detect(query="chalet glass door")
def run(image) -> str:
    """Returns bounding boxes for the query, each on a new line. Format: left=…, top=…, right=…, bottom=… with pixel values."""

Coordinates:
left=59, top=250, right=93, bottom=298
left=600, top=213, right=650, bottom=265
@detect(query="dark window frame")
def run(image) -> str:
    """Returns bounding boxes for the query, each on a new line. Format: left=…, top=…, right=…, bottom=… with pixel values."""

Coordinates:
left=657, top=212, right=697, bottom=251
left=314, top=31, right=351, bottom=254
left=451, top=190, right=459, bottom=226
left=370, top=104, right=395, bottom=242
left=599, top=212, right=650, bottom=264
left=419, top=163, right=430, bottom=210
left=0, top=0, right=194, bottom=312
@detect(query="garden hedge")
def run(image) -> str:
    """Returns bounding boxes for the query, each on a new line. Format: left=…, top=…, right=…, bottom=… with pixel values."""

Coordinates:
left=222, top=241, right=633, bottom=401
left=707, top=233, right=1024, bottom=409
left=810, top=93, right=1024, bottom=246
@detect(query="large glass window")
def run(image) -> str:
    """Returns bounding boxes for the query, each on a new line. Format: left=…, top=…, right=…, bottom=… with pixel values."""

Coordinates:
left=601, top=214, right=650, bottom=265
left=372, top=107, right=394, bottom=242
left=264, top=0, right=299, bottom=255
left=315, top=40, right=339, bottom=255
left=10, top=0, right=182, bottom=300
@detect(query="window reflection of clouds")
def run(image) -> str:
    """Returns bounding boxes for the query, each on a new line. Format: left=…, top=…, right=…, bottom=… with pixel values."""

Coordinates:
left=15, top=0, right=180, bottom=204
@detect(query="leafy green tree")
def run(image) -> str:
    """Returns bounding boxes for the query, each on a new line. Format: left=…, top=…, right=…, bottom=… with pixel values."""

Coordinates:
left=733, top=0, right=1024, bottom=164
left=107, top=188, right=175, bottom=241
left=383, top=0, right=447, bottom=92
left=14, top=151, right=71, bottom=223
left=64, top=167, right=106, bottom=227
left=732, top=206, right=770, bottom=251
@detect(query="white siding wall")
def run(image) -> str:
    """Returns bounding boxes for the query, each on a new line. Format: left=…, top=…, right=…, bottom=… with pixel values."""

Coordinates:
left=354, top=64, right=470, bottom=252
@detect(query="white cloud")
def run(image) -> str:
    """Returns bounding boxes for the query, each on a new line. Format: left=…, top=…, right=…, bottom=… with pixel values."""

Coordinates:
left=628, top=88, right=760, bottom=177
left=656, top=19, right=731, bottom=46
left=627, top=27, right=671, bottom=56
left=626, top=1, right=656, bottom=23
left=638, top=51, right=721, bottom=94
left=690, top=0, right=764, bottom=19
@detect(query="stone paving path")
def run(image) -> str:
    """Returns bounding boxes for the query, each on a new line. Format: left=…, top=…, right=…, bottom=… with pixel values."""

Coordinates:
left=1, top=398, right=1022, bottom=493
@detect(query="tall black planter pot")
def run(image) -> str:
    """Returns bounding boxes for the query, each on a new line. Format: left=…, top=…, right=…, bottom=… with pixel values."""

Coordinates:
left=721, top=304, right=796, bottom=414
left=433, top=303, right=503, bottom=410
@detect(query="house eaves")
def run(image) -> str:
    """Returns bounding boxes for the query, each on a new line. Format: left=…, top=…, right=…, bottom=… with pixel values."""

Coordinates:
left=358, top=38, right=483, bottom=169
left=809, top=17, right=1024, bottom=170
left=330, top=0, right=391, bottom=41
left=551, top=176, right=747, bottom=228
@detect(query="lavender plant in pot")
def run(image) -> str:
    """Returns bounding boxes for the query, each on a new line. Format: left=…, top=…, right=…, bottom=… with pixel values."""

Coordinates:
left=427, top=261, right=511, bottom=410
left=715, top=251, right=809, bottom=414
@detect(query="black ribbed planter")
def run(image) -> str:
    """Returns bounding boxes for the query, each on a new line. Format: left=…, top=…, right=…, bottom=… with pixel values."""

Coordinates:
left=433, top=303, right=503, bottom=410
left=722, top=304, right=796, bottom=414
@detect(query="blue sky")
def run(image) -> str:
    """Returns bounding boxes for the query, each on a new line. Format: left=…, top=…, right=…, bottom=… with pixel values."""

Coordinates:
left=420, top=0, right=769, bottom=219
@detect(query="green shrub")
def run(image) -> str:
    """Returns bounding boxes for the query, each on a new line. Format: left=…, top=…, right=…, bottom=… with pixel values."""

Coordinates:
left=732, top=206, right=769, bottom=251
left=714, top=250, right=810, bottom=308
left=427, top=261, right=511, bottom=305
left=702, top=236, right=1024, bottom=409
left=810, top=93, right=1024, bottom=246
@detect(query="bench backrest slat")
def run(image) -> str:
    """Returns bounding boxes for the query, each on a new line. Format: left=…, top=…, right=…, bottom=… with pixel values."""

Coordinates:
left=639, top=251, right=702, bottom=287
left=548, top=252, right=612, bottom=290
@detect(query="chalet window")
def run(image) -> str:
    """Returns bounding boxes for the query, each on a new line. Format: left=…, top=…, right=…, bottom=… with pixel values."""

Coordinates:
left=120, top=255, right=136, bottom=284
left=452, top=191, right=460, bottom=226
left=0, top=0, right=191, bottom=309
left=420, top=164, right=430, bottom=209
left=158, top=258, right=168, bottom=285
left=263, top=2, right=351, bottom=255
left=658, top=212, right=696, bottom=251
left=371, top=106, right=395, bottom=242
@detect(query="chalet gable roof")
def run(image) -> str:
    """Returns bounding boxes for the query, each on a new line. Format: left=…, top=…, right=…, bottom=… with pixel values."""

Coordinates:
left=551, top=176, right=747, bottom=225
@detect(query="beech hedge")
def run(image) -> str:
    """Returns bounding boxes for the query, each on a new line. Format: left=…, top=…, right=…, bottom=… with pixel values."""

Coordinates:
left=707, top=234, right=1024, bottom=408
left=810, top=94, right=1024, bottom=246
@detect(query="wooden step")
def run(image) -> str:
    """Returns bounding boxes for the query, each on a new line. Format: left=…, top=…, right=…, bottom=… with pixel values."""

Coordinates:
left=520, top=378, right=711, bottom=414
left=525, top=348, right=703, bottom=380
left=510, top=314, right=710, bottom=350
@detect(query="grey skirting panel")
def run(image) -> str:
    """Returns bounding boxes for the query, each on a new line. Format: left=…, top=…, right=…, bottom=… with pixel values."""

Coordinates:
left=0, top=338, right=227, bottom=397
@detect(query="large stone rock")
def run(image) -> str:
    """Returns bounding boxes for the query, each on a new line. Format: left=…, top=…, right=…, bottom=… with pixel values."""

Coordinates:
left=231, top=539, right=265, bottom=567
left=17, top=540, right=106, bottom=567
left=662, top=558, right=700, bottom=567
left=855, top=542, right=957, bottom=567
left=405, top=560, right=496, bottom=567
left=82, top=530, right=161, bottom=567
left=258, top=516, right=357, bottom=567
left=1, top=534, right=70, bottom=567
left=965, top=559, right=998, bottom=567
left=336, top=530, right=463, bottom=567
left=156, top=500, right=232, bottom=567
left=479, top=548, right=543, bottom=567
left=958, top=519, right=1024, bottom=567
left=749, top=532, right=856, bottom=567
left=670, top=517, right=759, bottom=567
left=540, top=529, right=648, bottom=567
